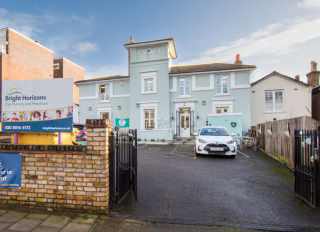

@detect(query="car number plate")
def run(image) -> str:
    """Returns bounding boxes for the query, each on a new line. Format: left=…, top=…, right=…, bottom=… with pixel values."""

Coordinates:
left=210, top=147, right=224, bottom=151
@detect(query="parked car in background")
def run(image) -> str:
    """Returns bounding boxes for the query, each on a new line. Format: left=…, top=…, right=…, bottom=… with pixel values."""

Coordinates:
left=195, top=126, right=237, bottom=158
left=73, top=124, right=86, bottom=145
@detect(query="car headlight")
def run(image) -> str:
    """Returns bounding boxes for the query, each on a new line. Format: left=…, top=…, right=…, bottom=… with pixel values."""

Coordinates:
left=227, top=139, right=234, bottom=144
left=198, top=138, right=207, bottom=144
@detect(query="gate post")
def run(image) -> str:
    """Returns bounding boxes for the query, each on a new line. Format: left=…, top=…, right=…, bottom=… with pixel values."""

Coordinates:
left=85, top=119, right=112, bottom=212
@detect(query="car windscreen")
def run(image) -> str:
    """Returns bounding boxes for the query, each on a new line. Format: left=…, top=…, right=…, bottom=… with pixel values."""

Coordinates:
left=200, top=128, right=230, bottom=136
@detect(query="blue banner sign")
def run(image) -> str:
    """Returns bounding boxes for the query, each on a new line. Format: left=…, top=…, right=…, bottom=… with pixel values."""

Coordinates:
left=0, top=153, right=21, bottom=189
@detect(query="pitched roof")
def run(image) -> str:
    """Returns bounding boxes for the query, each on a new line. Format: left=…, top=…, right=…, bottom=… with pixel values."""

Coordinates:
left=251, top=71, right=310, bottom=87
left=74, top=75, right=129, bottom=84
left=169, top=63, right=256, bottom=75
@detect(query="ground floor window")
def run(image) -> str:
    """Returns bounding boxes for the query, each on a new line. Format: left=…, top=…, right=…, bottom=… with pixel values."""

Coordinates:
left=144, top=109, right=155, bottom=129
left=100, top=112, right=110, bottom=119
left=216, top=107, right=229, bottom=114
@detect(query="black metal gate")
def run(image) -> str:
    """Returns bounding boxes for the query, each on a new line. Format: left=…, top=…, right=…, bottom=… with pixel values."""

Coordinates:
left=294, top=129, right=320, bottom=207
left=109, top=127, right=137, bottom=210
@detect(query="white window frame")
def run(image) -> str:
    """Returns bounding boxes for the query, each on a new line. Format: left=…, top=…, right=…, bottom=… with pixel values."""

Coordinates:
left=215, top=74, right=229, bottom=95
left=140, top=102, right=158, bottom=130
left=141, top=72, right=156, bottom=94
left=53, top=63, right=60, bottom=70
left=99, top=83, right=112, bottom=102
left=264, top=90, right=284, bottom=113
left=178, top=77, right=191, bottom=97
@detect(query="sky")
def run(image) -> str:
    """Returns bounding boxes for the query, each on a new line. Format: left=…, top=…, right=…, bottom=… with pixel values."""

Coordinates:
left=1, top=0, right=320, bottom=83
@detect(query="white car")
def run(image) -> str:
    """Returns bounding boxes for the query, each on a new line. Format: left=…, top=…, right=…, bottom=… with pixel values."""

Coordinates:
left=195, top=126, right=237, bottom=158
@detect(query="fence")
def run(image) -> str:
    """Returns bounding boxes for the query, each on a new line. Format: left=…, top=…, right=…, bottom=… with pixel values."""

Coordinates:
left=254, top=116, right=320, bottom=169
left=294, top=129, right=320, bottom=207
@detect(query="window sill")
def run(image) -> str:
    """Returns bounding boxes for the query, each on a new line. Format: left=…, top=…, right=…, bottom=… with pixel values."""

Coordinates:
left=177, top=95, right=192, bottom=99
left=100, top=100, right=110, bottom=103
left=141, top=92, right=157, bottom=95
left=264, top=111, right=285, bottom=114
left=214, top=93, right=231, bottom=96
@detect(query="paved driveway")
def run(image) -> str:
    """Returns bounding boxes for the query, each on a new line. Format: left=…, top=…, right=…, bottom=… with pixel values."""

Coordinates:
left=114, top=145, right=320, bottom=231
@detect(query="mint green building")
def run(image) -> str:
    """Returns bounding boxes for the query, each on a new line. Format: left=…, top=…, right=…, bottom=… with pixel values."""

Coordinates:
left=75, top=38, right=256, bottom=141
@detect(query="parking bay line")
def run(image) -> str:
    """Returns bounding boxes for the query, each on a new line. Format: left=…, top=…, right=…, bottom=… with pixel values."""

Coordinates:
left=237, top=150, right=250, bottom=158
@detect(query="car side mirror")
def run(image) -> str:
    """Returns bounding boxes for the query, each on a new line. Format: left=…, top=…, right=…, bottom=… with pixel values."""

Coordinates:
left=231, top=133, right=236, bottom=137
left=193, top=132, right=199, bottom=136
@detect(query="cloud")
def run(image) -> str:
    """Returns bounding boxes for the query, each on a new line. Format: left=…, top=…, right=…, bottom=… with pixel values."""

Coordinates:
left=179, top=16, right=320, bottom=66
left=298, top=0, right=320, bottom=8
left=177, top=15, right=320, bottom=83
left=73, top=41, right=98, bottom=55
left=0, top=8, right=39, bottom=38
left=85, top=64, right=128, bottom=79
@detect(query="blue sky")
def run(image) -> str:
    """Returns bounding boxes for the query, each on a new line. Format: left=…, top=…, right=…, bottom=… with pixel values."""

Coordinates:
left=1, top=0, right=320, bottom=82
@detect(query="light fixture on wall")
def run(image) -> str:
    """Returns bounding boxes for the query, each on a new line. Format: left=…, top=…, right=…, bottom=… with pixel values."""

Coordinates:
left=88, top=107, right=92, bottom=111
left=118, top=106, right=121, bottom=110
left=202, top=101, right=206, bottom=105
left=171, top=113, right=174, bottom=120
left=136, top=103, right=140, bottom=108
left=196, top=113, right=200, bottom=119
left=120, top=82, right=124, bottom=86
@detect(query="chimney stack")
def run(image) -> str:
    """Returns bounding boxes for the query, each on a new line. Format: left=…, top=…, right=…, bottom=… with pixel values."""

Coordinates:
left=130, top=36, right=134, bottom=43
left=306, top=61, right=320, bottom=86
left=235, top=54, right=242, bottom=65
left=295, top=75, right=300, bottom=81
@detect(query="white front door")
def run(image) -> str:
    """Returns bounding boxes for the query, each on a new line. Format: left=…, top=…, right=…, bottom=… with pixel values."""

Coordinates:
left=180, top=112, right=190, bottom=137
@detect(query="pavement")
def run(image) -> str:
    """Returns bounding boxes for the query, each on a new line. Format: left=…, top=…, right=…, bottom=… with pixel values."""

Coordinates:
left=0, top=208, right=262, bottom=232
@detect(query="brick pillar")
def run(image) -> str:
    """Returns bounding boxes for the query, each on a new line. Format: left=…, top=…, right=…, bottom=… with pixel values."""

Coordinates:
left=85, top=119, right=112, bottom=212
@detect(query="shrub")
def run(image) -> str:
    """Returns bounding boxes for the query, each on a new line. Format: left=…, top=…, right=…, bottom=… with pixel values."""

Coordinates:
left=137, top=138, right=141, bottom=141
left=151, top=139, right=155, bottom=142
left=144, top=138, right=147, bottom=142
left=160, top=139, right=166, bottom=143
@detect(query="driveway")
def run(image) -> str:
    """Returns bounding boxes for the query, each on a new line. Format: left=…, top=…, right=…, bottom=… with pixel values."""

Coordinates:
left=114, top=144, right=320, bottom=231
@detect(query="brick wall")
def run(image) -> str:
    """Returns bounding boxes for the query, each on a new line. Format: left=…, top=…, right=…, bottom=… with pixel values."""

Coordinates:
left=2, top=28, right=54, bottom=81
left=0, top=119, right=111, bottom=213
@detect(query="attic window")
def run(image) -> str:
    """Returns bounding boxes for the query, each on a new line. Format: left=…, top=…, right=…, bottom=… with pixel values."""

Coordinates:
left=53, top=63, right=60, bottom=70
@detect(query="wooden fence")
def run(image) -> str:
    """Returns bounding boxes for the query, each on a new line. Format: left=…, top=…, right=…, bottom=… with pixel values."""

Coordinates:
left=254, top=116, right=320, bottom=170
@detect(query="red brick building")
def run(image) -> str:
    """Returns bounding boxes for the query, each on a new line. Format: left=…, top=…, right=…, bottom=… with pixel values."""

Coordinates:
left=0, top=27, right=84, bottom=121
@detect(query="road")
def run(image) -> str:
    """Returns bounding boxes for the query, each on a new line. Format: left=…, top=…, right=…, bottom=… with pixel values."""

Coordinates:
left=114, top=144, right=320, bottom=231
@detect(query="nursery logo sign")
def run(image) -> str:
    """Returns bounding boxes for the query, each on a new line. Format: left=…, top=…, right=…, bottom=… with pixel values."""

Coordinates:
left=4, top=85, right=48, bottom=106
left=2, top=78, right=73, bottom=133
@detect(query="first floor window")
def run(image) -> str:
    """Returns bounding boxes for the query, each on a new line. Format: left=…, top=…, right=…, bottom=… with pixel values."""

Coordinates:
left=178, top=77, right=191, bottom=96
left=216, top=75, right=229, bottom=95
left=141, top=72, right=156, bottom=94
left=144, top=109, right=155, bottom=129
left=144, top=78, right=154, bottom=92
left=265, top=90, right=284, bottom=112
left=100, top=84, right=110, bottom=101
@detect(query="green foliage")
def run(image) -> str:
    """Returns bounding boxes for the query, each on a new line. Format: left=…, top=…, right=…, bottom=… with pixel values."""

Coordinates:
left=137, top=138, right=142, bottom=141
left=151, top=139, right=155, bottom=142
left=144, top=138, right=147, bottom=142
left=160, top=139, right=166, bottom=143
